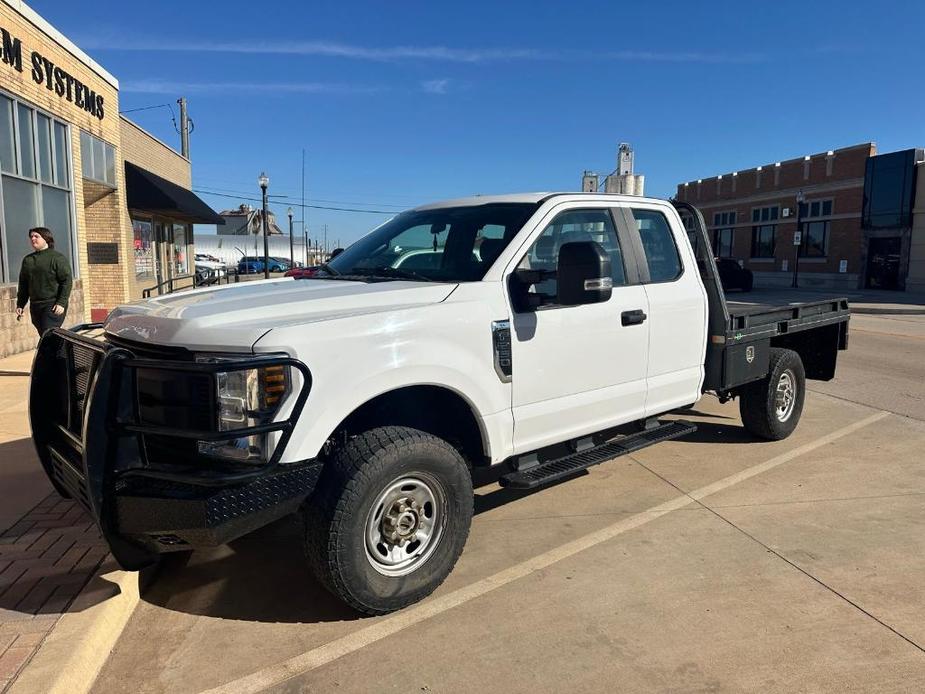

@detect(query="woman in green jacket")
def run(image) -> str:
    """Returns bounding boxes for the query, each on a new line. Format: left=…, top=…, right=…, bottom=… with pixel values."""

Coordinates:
left=15, top=227, right=73, bottom=336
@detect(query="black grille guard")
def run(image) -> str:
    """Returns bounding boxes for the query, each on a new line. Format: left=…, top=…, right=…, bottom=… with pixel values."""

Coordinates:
left=29, top=324, right=312, bottom=567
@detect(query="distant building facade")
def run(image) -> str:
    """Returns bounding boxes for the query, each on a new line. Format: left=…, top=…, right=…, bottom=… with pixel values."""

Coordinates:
left=675, top=143, right=925, bottom=291
left=218, top=204, right=285, bottom=236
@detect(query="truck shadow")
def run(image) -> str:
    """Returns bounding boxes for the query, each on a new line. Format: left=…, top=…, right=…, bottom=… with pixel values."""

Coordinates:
left=673, top=421, right=756, bottom=445
left=140, top=470, right=579, bottom=624
left=141, top=515, right=363, bottom=623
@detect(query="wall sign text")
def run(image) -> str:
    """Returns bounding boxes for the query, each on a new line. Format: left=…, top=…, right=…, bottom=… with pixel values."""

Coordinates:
left=1, top=26, right=105, bottom=120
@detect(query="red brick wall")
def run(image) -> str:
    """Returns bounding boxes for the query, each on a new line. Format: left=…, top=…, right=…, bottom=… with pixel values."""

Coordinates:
left=676, top=144, right=875, bottom=288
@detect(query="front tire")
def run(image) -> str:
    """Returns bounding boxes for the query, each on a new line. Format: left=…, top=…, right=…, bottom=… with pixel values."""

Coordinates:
left=304, top=426, right=473, bottom=615
left=739, top=348, right=805, bottom=440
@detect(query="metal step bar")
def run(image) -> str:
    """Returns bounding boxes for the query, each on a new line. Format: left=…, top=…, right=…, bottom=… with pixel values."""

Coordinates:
left=499, top=420, right=697, bottom=490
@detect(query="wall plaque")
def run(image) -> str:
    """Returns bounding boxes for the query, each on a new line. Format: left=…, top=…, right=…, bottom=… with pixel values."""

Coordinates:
left=87, top=242, right=119, bottom=264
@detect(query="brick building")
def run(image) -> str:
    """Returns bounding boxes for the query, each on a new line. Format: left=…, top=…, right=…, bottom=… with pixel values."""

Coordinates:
left=0, top=0, right=222, bottom=357
left=675, top=143, right=925, bottom=291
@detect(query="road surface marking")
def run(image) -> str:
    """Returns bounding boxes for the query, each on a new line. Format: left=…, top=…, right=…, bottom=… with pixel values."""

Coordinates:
left=204, top=410, right=890, bottom=694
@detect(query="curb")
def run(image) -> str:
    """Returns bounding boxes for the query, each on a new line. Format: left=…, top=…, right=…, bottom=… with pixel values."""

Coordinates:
left=8, top=560, right=149, bottom=694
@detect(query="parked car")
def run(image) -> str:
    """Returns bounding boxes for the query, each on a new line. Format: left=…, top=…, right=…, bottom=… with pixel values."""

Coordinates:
left=285, top=265, right=320, bottom=278
left=238, top=256, right=290, bottom=274
left=237, top=257, right=265, bottom=274
left=715, top=257, right=753, bottom=292
left=32, top=193, right=850, bottom=616
left=194, top=253, right=227, bottom=283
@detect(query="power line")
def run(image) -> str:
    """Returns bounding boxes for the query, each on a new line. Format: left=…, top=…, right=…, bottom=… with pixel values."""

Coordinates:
left=119, top=103, right=173, bottom=114
left=194, top=189, right=394, bottom=214
left=194, top=185, right=406, bottom=209
left=193, top=176, right=424, bottom=202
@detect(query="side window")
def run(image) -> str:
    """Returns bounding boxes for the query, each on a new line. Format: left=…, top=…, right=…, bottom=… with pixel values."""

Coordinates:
left=631, top=209, right=683, bottom=282
left=517, top=209, right=626, bottom=305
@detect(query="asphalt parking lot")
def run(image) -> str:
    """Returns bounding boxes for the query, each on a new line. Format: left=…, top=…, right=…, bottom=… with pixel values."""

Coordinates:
left=91, top=313, right=925, bottom=694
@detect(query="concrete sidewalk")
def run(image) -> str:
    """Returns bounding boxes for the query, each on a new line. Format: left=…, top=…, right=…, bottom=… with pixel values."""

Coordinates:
left=725, top=287, right=925, bottom=314
left=0, top=349, right=111, bottom=692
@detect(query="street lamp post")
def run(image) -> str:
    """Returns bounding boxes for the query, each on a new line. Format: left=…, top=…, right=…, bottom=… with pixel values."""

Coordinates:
left=792, top=189, right=805, bottom=289
left=258, top=172, right=270, bottom=279
left=287, top=207, right=294, bottom=267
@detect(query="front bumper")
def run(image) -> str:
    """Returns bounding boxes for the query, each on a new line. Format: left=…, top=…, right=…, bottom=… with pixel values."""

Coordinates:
left=30, top=326, right=318, bottom=569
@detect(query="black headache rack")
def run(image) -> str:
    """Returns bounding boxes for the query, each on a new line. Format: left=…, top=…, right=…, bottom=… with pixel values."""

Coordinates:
left=29, top=325, right=320, bottom=569
left=672, top=200, right=851, bottom=393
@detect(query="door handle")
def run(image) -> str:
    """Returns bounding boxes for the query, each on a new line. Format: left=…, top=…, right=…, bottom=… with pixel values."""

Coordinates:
left=621, top=309, right=647, bottom=326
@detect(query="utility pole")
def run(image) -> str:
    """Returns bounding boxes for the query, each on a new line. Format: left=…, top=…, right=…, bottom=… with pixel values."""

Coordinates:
left=177, top=97, right=190, bottom=158
left=323, top=224, right=327, bottom=257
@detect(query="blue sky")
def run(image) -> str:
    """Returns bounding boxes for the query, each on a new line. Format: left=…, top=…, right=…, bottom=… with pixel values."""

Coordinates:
left=32, top=0, right=925, bottom=246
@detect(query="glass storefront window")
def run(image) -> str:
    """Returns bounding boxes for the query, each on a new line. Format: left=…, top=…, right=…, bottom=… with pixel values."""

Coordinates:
left=53, top=122, right=68, bottom=186
left=80, top=131, right=115, bottom=186
left=41, top=185, right=73, bottom=267
left=133, top=219, right=154, bottom=279
left=3, top=176, right=40, bottom=274
left=173, top=223, right=188, bottom=274
left=36, top=113, right=53, bottom=183
left=80, top=131, right=92, bottom=179
left=17, top=103, right=35, bottom=179
left=0, top=91, right=75, bottom=284
left=0, top=95, right=14, bottom=174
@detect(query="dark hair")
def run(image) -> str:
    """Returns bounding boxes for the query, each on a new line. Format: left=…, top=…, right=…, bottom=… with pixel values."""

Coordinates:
left=29, top=227, right=54, bottom=249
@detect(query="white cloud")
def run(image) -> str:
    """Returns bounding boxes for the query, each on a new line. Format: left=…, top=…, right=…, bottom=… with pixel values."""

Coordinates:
left=78, top=35, right=760, bottom=65
left=421, top=79, right=449, bottom=94
left=120, top=79, right=387, bottom=95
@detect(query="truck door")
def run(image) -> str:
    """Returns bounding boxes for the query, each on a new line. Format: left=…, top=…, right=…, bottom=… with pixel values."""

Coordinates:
left=508, top=206, right=650, bottom=454
left=617, top=205, right=708, bottom=416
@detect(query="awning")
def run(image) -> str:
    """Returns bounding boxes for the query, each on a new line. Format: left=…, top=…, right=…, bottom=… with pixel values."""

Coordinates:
left=124, top=162, right=225, bottom=225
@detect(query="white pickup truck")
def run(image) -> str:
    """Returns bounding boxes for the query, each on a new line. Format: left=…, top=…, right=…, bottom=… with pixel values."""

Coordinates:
left=30, top=193, right=850, bottom=614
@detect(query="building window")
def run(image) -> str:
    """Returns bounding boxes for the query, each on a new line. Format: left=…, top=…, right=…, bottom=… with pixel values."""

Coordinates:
left=751, top=206, right=779, bottom=223
left=132, top=218, right=154, bottom=279
left=801, top=221, right=828, bottom=257
left=751, top=224, right=776, bottom=258
left=713, top=228, right=734, bottom=257
left=713, top=211, right=736, bottom=227
left=803, top=199, right=833, bottom=218
left=0, top=91, right=74, bottom=283
left=80, top=131, right=116, bottom=187
left=711, top=210, right=736, bottom=257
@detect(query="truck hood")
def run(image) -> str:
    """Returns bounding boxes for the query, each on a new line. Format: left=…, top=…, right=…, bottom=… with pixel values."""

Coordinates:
left=104, top=278, right=457, bottom=351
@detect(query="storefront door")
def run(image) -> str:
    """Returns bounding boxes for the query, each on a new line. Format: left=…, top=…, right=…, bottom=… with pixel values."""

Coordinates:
left=866, top=237, right=902, bottom=290
left=154, top=221, right=172, bottom=291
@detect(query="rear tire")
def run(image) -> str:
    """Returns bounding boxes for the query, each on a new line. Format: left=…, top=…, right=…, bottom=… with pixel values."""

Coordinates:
left=304, top=426, right=473, bottom=615
left=739, top=348, right=805, bottom=440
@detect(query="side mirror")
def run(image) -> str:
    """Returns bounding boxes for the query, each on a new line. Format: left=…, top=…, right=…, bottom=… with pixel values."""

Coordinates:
left=557, top=241, right=612, bottom=305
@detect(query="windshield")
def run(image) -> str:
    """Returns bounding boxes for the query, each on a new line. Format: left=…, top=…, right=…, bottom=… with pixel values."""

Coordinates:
left=324, top=203, right=539, bottom=282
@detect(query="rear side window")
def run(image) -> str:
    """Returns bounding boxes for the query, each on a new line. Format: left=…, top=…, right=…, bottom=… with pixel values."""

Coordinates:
left=631, top=209, right=683, bottom=282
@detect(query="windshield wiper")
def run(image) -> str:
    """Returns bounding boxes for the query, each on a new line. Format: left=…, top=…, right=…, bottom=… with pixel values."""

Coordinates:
left=317, top=262, right=340, bottom=276
left=344, top=267, right=434, bottom=282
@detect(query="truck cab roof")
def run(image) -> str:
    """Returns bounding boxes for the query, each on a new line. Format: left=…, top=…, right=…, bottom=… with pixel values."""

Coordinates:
left=410, top=192, right=669, bottom=211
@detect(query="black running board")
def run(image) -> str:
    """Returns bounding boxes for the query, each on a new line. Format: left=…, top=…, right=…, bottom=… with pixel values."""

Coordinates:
left=499, top=420, right=697, bottom=490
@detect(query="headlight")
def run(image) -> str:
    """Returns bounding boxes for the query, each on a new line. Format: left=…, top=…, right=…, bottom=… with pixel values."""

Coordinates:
left=194, top=355, right=291, bottom=463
